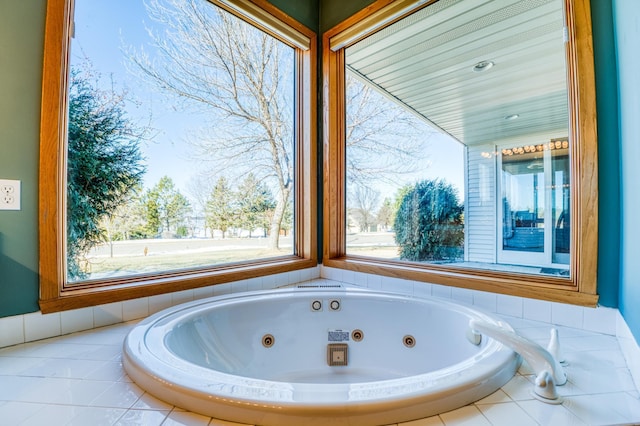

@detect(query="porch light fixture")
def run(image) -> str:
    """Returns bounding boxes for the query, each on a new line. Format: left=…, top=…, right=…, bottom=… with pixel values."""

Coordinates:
left=472, top=60, right=494, bottom=72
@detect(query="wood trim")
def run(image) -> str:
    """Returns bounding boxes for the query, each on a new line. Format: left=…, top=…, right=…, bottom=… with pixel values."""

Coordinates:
left=324, top=258, right=598, bottom=307
left=296, top=29, right=318, bottom=260
left=40, top=257, right=317, bottom=313
left=38, top=0, right=317, bottom=313
left=322, top=0, right=599, bottom=306
left=212, top=0, right=311, bottom=50
left=570, top=0, right=599, bottom=297
left=328, top=0, right=433, bottom=51
left=39, top=0, right=71, bottom=302
left=322, top=38, right=346, bottom=261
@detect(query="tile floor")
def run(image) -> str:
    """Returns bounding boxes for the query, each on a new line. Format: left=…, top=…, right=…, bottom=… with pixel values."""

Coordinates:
left=0, top=315, right=638, bottom=425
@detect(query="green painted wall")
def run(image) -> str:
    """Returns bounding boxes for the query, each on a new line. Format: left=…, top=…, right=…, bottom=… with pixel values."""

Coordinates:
left=0, top=0, right=46, bottom=317
left=591, top=0, right=621, bottom=308
left=320, top=0, right=376, bottom=31
left=268, top=0, right=318, bottom=32
left=0, top=0, right=627, bottom=317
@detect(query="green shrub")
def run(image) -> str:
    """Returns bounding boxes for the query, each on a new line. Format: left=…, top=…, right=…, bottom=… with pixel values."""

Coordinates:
left=394, top=179, right=464, bottom=261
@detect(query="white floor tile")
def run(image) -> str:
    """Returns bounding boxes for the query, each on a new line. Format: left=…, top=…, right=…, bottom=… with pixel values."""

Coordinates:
left=562, top=394, right=636, bottom=425
left=562, top=334, right=620, bottom=352
left=568, top=366, right=637, bottom=394
left=501, top=375, right=536, bottom=401
left=0, top=401, right=46, bottom=425
left=516, top=399, right=587, bottom=425
left=566, top=348, right=628, bottom=369
left=0, top=355, right=42, bottom=375
left=604, top=391, right=640, bottom=422
left=19, top=357, right=105, bottom=379
left=65, top=406, right=128, bottom=426
left=31, top=377, right=116, bottom=405
left=114, top=408, right=170, bottom=425
left=90, top=381, right=144, bottom=408
left=162, top=409, right=213, bottom=426
left=475, top=389, right=512, bottom=405
left=476, top=402, right=537, bottom=426
left=84, top=360, right=127, bottom=381
left=0, top=376, right=48, bottom=401
left=132, top=392, right=174, bottom=410
left=439, top=405, right=491, bottom=425
left=19, top=403, right=80, bottom=426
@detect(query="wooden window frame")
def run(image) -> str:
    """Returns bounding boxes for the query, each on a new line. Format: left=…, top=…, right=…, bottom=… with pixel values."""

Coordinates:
left=39, top=0, right=317, bottom=313
left=322, top=0, right=599, bottom=306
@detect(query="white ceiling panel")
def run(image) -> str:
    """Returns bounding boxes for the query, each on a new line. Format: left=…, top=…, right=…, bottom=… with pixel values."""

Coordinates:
left=345, top=0, right=569, bottom=146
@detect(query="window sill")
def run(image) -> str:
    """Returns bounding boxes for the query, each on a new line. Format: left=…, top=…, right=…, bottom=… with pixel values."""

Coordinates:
left=323, top=257, right=598, bottom=307
left=39, top=256, right=316, bottom=313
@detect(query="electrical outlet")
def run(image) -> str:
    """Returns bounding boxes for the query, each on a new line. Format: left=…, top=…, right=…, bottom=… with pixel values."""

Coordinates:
left=0, top=179, right=21, bottom=210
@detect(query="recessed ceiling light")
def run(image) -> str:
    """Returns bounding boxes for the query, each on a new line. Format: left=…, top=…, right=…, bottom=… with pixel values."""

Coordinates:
left=472, top=60, right=494, bottom=72
left=504, top=114, right=520, bottom=120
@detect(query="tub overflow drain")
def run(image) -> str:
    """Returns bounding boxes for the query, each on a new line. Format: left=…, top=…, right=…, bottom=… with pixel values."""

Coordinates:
left=262, top=334, right=275, bottom=348
left=351, top=329, right=364, bottom=342
left=403, top=335, right=416, bottom=348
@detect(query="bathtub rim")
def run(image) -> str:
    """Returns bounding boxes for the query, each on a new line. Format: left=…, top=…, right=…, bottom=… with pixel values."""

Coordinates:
left=123, top=285, right=521, bottom=423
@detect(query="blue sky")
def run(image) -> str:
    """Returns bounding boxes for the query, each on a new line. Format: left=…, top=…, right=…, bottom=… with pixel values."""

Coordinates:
left=70, top=0, right=464, bottom=208
left=70, top=0, right=203, bottom=196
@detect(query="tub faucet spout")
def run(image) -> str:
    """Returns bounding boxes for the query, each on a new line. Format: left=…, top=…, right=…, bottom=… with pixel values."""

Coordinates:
left=469, top=319, right=567, bottom=403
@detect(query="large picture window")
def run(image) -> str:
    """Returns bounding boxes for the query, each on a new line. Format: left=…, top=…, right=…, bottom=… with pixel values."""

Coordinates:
left=40, top=0, right=316, bottom=312
left=323, top=0, right=598, bottom=305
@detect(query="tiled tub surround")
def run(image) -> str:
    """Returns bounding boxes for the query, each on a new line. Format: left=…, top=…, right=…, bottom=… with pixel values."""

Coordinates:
left=0, top=269, right=637, bottom=425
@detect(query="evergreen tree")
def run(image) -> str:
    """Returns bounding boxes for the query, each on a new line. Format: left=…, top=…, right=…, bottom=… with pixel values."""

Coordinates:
left=143, top=176, right=191, bottom=237
left=377, top=197, right=395, bottom=232
left=394, top=179, right=464, bottom=261
left=206, top=176, right=235, bottom=238
left=236, top=173, right=276, bottom=237
left=66, top=69, right=145, bottom=280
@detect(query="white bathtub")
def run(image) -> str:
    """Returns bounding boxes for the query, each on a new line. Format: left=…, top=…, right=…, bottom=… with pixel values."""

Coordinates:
left=123, top=285, right=520, bottom=425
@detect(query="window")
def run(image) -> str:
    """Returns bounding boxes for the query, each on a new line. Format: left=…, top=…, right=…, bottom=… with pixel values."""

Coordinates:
left=40, top=0, right=317, bottom=313
left=323, top=0, right=598, bottom=305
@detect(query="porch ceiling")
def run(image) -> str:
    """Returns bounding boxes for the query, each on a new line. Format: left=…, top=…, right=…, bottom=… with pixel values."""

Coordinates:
left=345, top=0, right=569, bottom=146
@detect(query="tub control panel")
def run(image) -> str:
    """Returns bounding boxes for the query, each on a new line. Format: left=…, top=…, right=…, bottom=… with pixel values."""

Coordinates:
left=327, top=343, right=348, bottom=366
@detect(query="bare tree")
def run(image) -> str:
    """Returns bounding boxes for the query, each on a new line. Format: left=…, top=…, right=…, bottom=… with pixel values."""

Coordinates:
left=127, top=0, right=293, bottom=249
left=345, top=72, right=433, bottom=189
left=348, top=185, right=380, bottom=232
left=127, top=0, right=432, bottom=249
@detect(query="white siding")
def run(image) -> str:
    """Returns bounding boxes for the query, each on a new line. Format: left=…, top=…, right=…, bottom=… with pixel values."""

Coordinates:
left=465, top=145, right=497, bottom=263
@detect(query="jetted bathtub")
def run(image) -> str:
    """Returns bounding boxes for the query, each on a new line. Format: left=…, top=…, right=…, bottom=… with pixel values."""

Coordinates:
left=123, top=285, right=521, bottom=425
